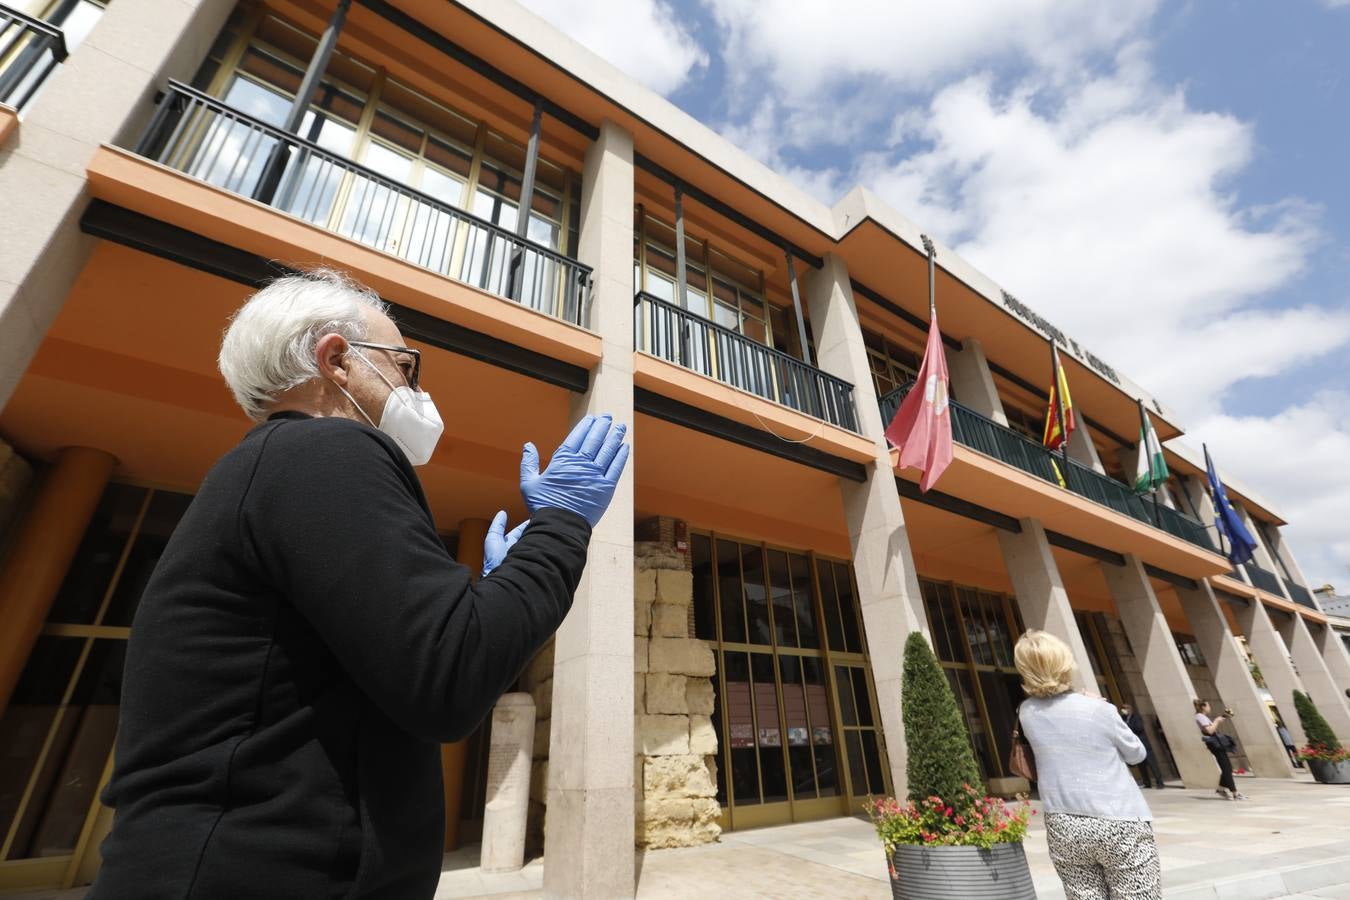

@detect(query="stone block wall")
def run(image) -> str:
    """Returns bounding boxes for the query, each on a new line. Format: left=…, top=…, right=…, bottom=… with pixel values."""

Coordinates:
left=633, top=527, right=722, bottom=849
left=520, top=637, right=553, bottom=853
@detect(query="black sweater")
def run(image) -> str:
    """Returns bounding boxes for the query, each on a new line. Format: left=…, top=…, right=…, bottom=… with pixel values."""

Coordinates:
left=89, top=412, right=589, bottom=899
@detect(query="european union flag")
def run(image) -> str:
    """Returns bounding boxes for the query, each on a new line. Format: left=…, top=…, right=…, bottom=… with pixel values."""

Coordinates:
left=1204, top=444, right=1258, bottom=566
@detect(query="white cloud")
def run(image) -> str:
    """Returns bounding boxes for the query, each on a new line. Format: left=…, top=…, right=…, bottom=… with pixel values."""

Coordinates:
left=1321, top=0, right=1350, bottom=9
left=1194, top=395, right=1350, bottom=587
left=516, top=0, right=708, bottom=95
left=703, top=0, right=1159, bottom=101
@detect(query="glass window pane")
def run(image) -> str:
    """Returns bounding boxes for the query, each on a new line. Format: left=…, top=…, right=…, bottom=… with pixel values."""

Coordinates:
left=716, top=539, right=746, bottom=643
left=692, top=534, right=716, bottom=641
left=426, top=135, right=473, bottom=180
left=742, top=545, right=771, bottom=646
left=723, top=652, right=759, bottom=805
left=104, top=491, right=194, bottom=626
left=859, top=730, right=887, bottom=795
left=371, top=110, right=423, bottom=154
left=834, top=563, right=863, bottom=653
left=752, top=653, right=786, bottom=803
left=766, top=550, right=796, bottom=648
left=818, top=559, right=845, bottom=653
left=802, top=658, right=839, bottom=796
left=788, top=554, right=819, bottom=649
left=844, top=730, right=867, bottom=798
left=835, top=665, right=858, bottom=727
left=849, top=667, right=874, bottom=727
left=49, top=484, right=148, bottom=624
left=779, top=656, right=815, bottom=799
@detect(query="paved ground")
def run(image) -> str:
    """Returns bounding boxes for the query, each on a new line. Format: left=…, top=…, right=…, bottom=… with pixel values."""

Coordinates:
left=8, top=774, right=1348, bottom=898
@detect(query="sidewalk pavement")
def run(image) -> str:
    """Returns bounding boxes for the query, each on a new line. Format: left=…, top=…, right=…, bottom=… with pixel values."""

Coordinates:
left=432, top=772, right=1350, bottom=899
left=7, top=774, right=1347, bottom=899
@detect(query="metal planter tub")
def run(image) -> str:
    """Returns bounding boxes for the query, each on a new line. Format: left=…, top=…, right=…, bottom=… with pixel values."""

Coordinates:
left=1307, top=759, right=1350, bottom=784
left=888, top=842, right=1036, bottom=900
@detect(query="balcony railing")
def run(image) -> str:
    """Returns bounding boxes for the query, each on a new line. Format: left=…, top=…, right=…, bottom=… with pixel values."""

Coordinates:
left=1240, top=563, right=1285, bottom=598
left=135, top=81, right=593, bottom=326
left=1282, top=579, right=1317, bottom=611
left=635, top=291, right=859, bottom=433
left=880, top=382, right=1215, bottom=552
left=0, top=3, right=68, bottom=111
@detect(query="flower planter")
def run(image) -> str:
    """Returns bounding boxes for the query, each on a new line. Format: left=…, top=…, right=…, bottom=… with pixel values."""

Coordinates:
left=887, top=842, right=1036, bottom=900
left=1307, top=759, right=1350, bottom=784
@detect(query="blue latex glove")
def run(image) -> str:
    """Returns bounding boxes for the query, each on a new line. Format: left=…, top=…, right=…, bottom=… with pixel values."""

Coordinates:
left=520, top=414, right=630, bottom=528
left=482, top=510, right=530, bottom=578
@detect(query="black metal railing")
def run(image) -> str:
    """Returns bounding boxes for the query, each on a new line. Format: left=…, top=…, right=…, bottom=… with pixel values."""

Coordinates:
left=0, top=3, right=68, bottom=111
left=135, top=81, right=593, bottom=326
left=636, top=291, right=859, bottom=432
left=1242, top=563, right=1284, bottom=598
left=1283, top=579, right=1317, bottom=610
left=879, top=382, right=1215, bottom=551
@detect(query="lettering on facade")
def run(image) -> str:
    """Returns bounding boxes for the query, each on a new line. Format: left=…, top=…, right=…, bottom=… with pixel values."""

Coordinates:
left=1000, top=290, right=1121, bottom=385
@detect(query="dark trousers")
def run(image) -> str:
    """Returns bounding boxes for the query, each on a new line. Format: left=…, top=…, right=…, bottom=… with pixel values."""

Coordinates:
left=1284, top=744, right=1304, bottom=768
left=1135, top=736, right=1165, bottom=787
left=1207, top=741, right=1236, bottom=792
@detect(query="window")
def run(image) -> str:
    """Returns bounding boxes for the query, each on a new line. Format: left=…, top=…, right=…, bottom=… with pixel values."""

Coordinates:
left=1175, top=640, right=1205, bottom=667
left=862, top=328, right=925, bottom=399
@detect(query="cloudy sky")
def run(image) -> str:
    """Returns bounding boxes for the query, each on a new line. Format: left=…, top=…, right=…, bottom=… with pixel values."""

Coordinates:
left=518, top=0, right=1350, bottom=588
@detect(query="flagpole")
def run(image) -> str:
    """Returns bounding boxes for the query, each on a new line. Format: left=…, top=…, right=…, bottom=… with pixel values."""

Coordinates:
left=921, top=234, right=936, bottom=320
left=1203, top=442, right=1228, bottom=561
left=1050, top=340, right=1070, bottom=481
left=1138, top=399, right=1162, bottom=528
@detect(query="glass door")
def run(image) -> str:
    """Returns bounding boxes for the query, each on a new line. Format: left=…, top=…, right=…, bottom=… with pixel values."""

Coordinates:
left=0, top=484, right=192, bottom=892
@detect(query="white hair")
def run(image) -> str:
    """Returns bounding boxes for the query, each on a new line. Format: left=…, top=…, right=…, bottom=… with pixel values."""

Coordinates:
left=218, top=268, right=389, bottom=421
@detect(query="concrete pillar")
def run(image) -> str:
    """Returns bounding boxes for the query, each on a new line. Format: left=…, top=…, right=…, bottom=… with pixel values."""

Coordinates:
left=1101, top=555, right=1214, bottom=787
left=996, top=518, right=1098, bottom=695
left=1311, top=620, right=1350, bottom=698
left=0, top=446, right=115, bottom=714
left=1264, top=524, right=1314, bottom=591
left=1068, top=418, right=1106, bottom=474
left=1174, top=581, right=1292, bottom=776
left=946, top=337, right=1007, bottom=426
left=1234, top=505, right=1287, bottom=594
left=804, top=252, right=928, bottom=794
left=481, top=693, right=537, bottom=873
left=1229, top=596, right=1307, bottom=746
left=543, top=119, right=635, bottom=899
left=1276, top=612, right=1350, bottom=740
left=0, top=0, right=237, bottom=410
left=443, top=517, right=490, bottom=851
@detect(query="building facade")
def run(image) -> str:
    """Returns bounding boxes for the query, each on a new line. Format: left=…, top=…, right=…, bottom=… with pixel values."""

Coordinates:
left=2, top=0, right=1349, bottom=894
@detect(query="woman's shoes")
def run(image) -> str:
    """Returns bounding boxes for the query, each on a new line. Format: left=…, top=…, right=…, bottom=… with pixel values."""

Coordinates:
left=1216, top=788, right=1233, bottom=800
left=1232, top=792, right=1250, bottom=800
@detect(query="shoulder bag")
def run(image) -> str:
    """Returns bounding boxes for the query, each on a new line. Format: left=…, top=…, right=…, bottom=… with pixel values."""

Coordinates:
left=1009, top=706, right=1037, bottom=781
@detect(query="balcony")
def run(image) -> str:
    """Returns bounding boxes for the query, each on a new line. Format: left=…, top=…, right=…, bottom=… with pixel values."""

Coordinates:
left=134, top=81, right=592, bottom=327
left=0, top=2, right=68, bottom=111
left=1234, top=562, right=1282, bottom=598
left=880, top=382, right=1215, bottom=552
left=635, top=291, right=859, bottom=433
left=1282, top=579, right=1317, bottom=611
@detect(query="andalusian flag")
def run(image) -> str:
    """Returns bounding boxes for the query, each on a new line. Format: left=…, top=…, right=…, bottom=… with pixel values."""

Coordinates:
left=1042, top=345, right=1075, bottom=451
left=1132, top=401, right=1169, bottom=493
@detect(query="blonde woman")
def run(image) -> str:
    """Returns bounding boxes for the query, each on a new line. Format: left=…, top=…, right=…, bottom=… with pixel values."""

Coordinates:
left=1015, top=630, right=1161, bottom=900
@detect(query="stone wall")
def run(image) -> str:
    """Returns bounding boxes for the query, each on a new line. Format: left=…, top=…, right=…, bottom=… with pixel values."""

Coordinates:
left=633, top=528, right=721, bottom=849
left=521, top=637, right=553, bottom=854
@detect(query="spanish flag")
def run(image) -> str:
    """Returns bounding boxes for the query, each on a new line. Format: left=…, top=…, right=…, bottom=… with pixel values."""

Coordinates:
left=1042, top=344, right=1076, bottom=451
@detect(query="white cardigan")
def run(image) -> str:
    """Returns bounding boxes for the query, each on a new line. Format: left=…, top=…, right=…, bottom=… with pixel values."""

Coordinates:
left=1020, top=691, right=1153, bottom=821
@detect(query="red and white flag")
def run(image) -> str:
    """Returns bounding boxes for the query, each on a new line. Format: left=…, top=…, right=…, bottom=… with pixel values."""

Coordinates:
left=884, top=315, right=953, bottom=492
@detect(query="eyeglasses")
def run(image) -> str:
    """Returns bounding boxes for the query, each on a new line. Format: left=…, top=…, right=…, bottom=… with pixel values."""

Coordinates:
left=349, top=340, right=421, bottom=391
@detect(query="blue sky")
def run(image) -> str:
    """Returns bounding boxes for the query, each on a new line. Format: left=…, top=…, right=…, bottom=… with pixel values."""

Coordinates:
left=520, top=0, right=1350, bottom=586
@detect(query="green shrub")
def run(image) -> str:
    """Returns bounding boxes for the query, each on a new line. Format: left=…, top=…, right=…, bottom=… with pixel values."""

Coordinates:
left=1293, top=690, right=1342, bottom=751
left=901, top=631, right=982, bottom=808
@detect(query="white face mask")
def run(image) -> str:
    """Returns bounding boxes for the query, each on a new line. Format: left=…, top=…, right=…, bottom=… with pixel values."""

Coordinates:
left=338, top=349, right=444, bottom=466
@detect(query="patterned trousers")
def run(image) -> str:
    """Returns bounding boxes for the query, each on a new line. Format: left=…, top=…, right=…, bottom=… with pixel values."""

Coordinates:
left=1045, top=813, right=1162, bottom=900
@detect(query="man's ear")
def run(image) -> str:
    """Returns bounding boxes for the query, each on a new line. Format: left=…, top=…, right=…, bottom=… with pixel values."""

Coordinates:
left=316, top=333, right=350, bottom=386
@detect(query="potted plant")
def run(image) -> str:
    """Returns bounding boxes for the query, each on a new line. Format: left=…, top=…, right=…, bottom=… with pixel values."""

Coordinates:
left=868, top=633, right=1036, bottom=899
left=1293, top=690, right=1350, bottom=784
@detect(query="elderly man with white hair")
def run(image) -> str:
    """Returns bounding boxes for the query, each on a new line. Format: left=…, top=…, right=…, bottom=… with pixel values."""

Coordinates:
left=89, top=269, right=628, bottom=899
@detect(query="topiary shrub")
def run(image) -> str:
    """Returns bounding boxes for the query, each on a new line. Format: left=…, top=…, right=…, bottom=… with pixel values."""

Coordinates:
left=902, top=631, right=982, bottom=808
left=1294, top=689, right=1342, bottom=750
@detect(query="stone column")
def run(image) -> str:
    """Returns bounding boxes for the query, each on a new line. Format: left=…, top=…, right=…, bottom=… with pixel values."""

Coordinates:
left=1174, top=581, right=1292, bottom=776
left=996, top=518, right=1098, bottom=695
left=1068, top=419, right=1105, bottom=475
left=1311, top=621, right=1350, bottom=703
left=0, top=0, right=237, bottom=409
left=0, top=446, right=115, bottom=714
left=946, top=337, right=1007, bottom=426
left=444, top=517, right=490, bottom=851
left=482, top=693, right=537, bottom=873
left=1276, top=612, right=1350, bottom=739
left=1229, top=596, right=1307, bottom=746
left=1235, top=505, right=1289, bottom=598
left=543, top=119, right=635, bottom=899
left=804, top=252, right=928, bottom=794
left=1101, top=555, right=1213, bottom=786
left=1263, top=525, right=1314, bottom=593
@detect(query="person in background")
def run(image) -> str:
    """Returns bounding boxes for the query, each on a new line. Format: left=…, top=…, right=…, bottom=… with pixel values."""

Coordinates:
left=1120, top=703, right=1166, bottom=790
left=1194, top=700, right=1247, bottom=800
left=1275, top=719, right=1302, bottom=768
left=1016, top=630, right=1161, bottom=900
